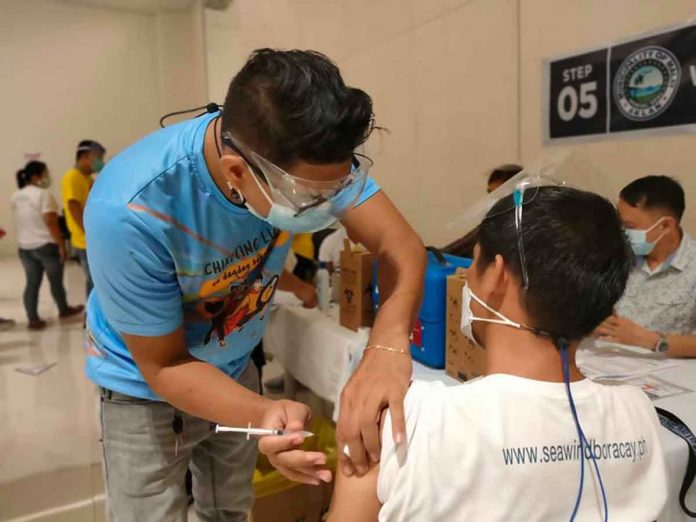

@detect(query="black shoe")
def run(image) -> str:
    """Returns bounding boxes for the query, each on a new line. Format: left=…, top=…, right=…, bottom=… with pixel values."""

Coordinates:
left=59, top=305, right=85, bottom=319
left=28, top=319, right=47, bottom=331
left=0, top=317, right=16, bottom=331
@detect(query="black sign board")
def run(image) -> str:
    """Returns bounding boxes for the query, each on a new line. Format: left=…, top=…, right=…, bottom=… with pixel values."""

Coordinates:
left=547, top=23, right=696, bottom=141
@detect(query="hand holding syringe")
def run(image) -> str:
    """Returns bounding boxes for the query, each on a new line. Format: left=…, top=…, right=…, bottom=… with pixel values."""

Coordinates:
left=255, top=400, right=332, bottom=485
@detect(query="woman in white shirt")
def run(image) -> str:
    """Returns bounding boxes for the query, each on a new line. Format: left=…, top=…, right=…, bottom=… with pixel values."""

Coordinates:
left=11, top=161, right=83, bottom=330
left=327, top=186, right=667, bottom=521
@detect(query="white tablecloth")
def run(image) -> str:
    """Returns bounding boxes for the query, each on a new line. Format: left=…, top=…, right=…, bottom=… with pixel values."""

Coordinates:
left=264, top=300, right=695, bottom=521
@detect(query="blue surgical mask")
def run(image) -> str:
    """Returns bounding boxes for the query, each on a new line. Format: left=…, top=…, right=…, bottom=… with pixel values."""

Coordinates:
left=624, top=217, right=667, bottom=257
left=231, top=175, right=338, bottom=234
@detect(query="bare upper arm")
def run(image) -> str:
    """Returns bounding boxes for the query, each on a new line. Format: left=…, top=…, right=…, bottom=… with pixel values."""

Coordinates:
left=326, top=461, right=381, bottom=522
left=66, top=200, right=84, bottom=223
left=326, top=409, right=389, bottom=522
left=42, top=211, right=58, bottom=226
left=123, top=327, right=192, bottom=385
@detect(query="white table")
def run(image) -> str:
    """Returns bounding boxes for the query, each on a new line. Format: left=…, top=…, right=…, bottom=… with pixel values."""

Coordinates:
left=264, top=300, right=695, bottom=521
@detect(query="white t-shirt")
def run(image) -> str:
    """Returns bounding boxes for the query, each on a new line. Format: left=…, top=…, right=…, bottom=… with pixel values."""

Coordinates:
left=378, top=376, right=667, bottom=522
left=318, top=228, right=348, bottom=267
left=11, top=185, right=58, bottom=250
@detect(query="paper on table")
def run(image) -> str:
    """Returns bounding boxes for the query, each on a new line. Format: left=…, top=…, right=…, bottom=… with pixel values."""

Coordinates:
left=596, top=374, right=692, bottom=401
left=593, top=338, right=654, bottom=355
left=15, top=362, right=56, bottom=376
left=577, top=344, right=680, bottom=380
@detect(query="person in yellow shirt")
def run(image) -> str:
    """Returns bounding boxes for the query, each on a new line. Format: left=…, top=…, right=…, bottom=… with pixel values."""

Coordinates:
left=61, top=139, right=105, bottom=296
left=291, top=232, right=316, bottom=281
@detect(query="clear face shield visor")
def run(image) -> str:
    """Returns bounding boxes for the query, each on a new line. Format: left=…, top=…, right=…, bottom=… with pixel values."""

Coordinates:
left=221, top=131, right=372, bottom=218
left=447, top=152, right=616, bottom=290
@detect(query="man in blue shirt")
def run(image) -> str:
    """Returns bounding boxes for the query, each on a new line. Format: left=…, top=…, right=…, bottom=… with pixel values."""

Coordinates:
left=86, top=49, right=425, bottom=521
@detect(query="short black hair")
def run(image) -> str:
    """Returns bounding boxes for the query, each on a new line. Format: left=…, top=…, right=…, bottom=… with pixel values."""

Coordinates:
left=478, top=186, right=632, bottom=342
left=221, top=48, right=374, bottom=167
left=76, top=140, right=106, bottom=161
left=488, top=164, right=523, bottom=187
left=16, top=160, right=47, bottom=189
left=620, top=175, right=685, bottom=222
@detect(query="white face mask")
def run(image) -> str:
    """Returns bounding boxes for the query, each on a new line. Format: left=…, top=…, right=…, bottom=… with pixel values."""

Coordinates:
left=460, top=283, right=523, bottom=346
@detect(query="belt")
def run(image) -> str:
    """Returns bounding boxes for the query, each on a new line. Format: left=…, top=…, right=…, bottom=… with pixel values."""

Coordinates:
left=99, top=387, right=148, bottom=401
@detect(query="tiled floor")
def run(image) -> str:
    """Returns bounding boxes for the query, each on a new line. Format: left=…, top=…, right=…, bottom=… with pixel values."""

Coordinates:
left=0, top=254, right=320, bottom=522
left=0, top=256, right=104, bottom=521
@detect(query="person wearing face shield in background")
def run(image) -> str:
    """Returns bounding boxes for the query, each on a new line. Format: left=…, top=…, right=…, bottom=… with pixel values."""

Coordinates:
left=443, top=163, right=524, bottom=259
left=61, top=139, right=106, bottom=298
left=84, top=49, right=425, bottom=521
left=327, top=185, right=668, bottom=522
left=595, top=176, right=696, bottom=358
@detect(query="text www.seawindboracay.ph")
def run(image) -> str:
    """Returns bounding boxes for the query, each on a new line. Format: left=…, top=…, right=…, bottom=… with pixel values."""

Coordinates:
left=502, top=437, right=648, bottom=466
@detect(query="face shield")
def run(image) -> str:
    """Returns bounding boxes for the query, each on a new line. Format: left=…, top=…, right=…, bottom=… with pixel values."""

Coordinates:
left=221, top=131, right=372, bottom=220
left=447, top=152, right=616, bottom=290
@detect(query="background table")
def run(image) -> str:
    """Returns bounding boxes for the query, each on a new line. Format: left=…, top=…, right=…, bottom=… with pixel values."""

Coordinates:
left=264, top=299, right=695, bottom=521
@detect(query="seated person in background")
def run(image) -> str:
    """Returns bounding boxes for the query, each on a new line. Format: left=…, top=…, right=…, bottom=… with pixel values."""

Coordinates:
left=486, top=163, right=523, bottom=193
left=444, top=163, right=524, bottom=258
left=596, top=176, right=696, bottom=357
left=328, top=186, right=667, bottom=521
left=318, top=226, right=349, bottom=272
left=291, top=232, right=316, bottom=282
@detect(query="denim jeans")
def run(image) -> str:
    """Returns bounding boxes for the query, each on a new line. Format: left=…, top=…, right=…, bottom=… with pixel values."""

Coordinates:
left=18, top=243, right=69, bottom=322
left=98, top=364, right=259, bottom=522
left=75, top=247, right=93, bottom=298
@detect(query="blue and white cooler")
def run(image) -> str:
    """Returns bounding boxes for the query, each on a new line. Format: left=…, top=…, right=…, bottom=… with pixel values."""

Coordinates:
left=373, top=247, right=471, bottom=368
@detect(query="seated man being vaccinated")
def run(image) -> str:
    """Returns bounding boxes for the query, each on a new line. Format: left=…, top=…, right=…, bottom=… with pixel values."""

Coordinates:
left=328, top=185, right=667, bottom=521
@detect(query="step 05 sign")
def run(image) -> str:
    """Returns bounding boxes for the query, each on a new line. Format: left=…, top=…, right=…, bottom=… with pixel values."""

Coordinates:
left=546, top=22, right=696, bottom=141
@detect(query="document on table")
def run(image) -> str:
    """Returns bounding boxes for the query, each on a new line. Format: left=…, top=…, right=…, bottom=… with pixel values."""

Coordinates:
left=577, top=340, right=681, bottom=380
left=596, top=374, right=693, bottom=400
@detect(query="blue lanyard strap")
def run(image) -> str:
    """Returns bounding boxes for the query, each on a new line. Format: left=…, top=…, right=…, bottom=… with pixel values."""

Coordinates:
left=656, top=407, right=696, bottom=518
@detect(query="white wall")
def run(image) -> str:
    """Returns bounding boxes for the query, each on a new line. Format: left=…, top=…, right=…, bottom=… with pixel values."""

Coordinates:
left=204, top=0, right=520, bottom=247
left=156, top=0, right=209, bottom=118
left=205, top=0, right=696, bottom=241
left=0, top=0, right=208, bottom=255
left=205, top=5, right=244, bottom=105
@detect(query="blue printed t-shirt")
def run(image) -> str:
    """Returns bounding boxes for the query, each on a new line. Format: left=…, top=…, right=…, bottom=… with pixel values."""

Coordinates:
left=84, top=112, right=380, bottom=400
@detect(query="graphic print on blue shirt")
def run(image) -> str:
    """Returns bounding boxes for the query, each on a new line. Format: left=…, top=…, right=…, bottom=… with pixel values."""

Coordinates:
left=84, top=111, right=380, bottom=400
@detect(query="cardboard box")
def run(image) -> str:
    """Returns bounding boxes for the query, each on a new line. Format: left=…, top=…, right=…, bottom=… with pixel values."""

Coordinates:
left=252, top=481, right=333, bottom=522
left=339, top=240, right=375, bottom=331
left=445, top=268, right=486, bottom=381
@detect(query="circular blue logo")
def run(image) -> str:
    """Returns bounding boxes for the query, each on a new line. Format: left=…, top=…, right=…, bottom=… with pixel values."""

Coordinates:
left=613, top=46, right=681, bottom=122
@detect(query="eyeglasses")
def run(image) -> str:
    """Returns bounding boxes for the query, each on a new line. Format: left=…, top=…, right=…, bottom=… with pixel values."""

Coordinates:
left=220, top=131, right=373, bottom=217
